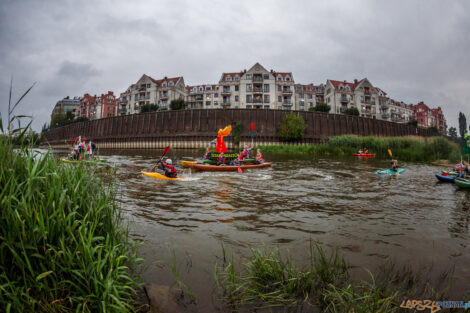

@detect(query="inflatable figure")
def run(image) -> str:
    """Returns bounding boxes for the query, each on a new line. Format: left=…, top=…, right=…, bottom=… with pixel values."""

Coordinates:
left=216, top=125, right=232, bottom=153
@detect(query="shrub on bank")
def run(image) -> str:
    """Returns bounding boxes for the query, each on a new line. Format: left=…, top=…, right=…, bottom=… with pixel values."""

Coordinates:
left=260, top=135, right=461, bottom=162
left=277, top=112, right=306, bottom=142
left=0, top=138, right=141, bottom=312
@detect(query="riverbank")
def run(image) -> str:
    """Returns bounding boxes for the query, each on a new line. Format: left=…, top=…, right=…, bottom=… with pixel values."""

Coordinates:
left=0, top=138, right=142, bottom=312
left=260, top=135, right=461, bottom=163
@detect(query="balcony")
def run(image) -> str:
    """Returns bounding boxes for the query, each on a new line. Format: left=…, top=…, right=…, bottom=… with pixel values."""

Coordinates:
left=364, top=90, right=371, bottom=95
left=221, top=89, right=231, bottom=95
left=159, top=103, right=168, bottom=108
left=160, top=93, right=169, bottom=100
left=381, top=113, right=390, bottom=119
left=253, top=87, right=263, bottom=93
left=120, top=99, right=128, bottom=104
left=119, top=108, right=127, bottom=114
left=222, top=101, right=231, bottom=107
left=195, top=95, right=203, bottom=101
left=283, top=101, right=292, bottom=106
left=340, top=107, right=348, bottom=113
left=252, top=77, right=263, bottom=82
left=340, top=96, right=348, bottom=103
left=282, top=89, right=293, bottom=94
left=253, top=99, right=263, bottom=104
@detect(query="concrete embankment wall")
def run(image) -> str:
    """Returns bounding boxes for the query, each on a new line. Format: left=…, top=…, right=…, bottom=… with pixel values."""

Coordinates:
left=41, top=109, right=434, bottom=149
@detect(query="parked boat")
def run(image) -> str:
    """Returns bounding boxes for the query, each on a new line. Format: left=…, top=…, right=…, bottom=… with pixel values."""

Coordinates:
left=435, top=174, right=455, bottom=183
left=454, top=178, right=470, bottom=189
left=377, top=169, right=406, bottom=175
left=353, top=153, right=375, bottom=157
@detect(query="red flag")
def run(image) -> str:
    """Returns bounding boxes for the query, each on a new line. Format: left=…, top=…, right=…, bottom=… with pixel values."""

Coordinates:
left=250, top=123, right=254, bottom=131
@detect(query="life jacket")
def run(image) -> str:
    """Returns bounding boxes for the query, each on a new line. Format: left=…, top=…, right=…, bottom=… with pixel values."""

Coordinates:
left=256, top=152, right=263, bottom=160
left=161, top=162, right=176, bottom=177
left=218, top=155, right=225, bottom=164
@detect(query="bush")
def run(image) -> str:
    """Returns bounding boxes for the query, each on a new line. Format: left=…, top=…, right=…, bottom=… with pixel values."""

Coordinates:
left=140, top=103, right=158, bottom=113
left=408, top=120, right=418, bottom=127
left=233, top=122, right=241, bottom=147
left=277, top=112, right=306, bottom=142
left=343, top=107, right=359, bottom=116
left=170, top=98, right=186, bottom=110
left=311, top=103, right=331, bottom=112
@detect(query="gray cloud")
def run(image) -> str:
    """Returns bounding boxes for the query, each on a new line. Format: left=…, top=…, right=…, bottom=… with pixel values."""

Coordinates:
left=0, top=0, right=469, bottom=131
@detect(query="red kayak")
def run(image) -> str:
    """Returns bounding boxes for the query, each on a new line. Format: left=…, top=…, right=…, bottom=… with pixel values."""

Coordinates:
left=188, top=162, right=272, bottom=172
left=353, top=153, right=375, bottom=157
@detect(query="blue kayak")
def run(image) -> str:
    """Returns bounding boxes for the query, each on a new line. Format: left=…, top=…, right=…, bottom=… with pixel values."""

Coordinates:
left=435, top=174, right=455, bottom=183
left=377, top=169, right=406, bottom=175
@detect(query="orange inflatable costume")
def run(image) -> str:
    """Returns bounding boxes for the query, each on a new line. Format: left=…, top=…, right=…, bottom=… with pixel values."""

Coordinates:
left=216, top=125, right=231, bottom=153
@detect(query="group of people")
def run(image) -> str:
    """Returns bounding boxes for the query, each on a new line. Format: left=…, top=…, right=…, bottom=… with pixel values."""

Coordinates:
left=69, top=140, right=96, bottom=160
left=357, top=147, right=400, bottom=172
left=358, top=147, right=369, bottom=154
left=455, top=161, right=469, bottom=177
left=207, top=144, right=264, bottom=166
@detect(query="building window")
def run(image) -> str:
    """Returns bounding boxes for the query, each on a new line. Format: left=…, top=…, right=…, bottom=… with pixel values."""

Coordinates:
left=278, top=96, right=282, bottom=102
left=307, top=94, right=312, bottom=99
left=299, top=93, right=304, bottom=99
left=264, top=95, right=270, bottom=103
left=264, top=105, right=270, bottom=109
left=135, top=95, right=138, bottom=100
left=214, top=101, right=218, bottom=105
left=246, top=74, right=252, bottom=79
left=246, top=84, right=252, bottom=91
left=309, top=102, right=313, bottom=107
left=263, top=84, right=269, bottom=92
left=264, top=74, right=269, bottom=79
left=235, top=95, right=239, bottom=102
left=371, top=97, right=375, bottom=104
left=285, top=76, right=290, bottom=81
left=246, top=105, right=252, bottom=109
left=206, top=86, right=211, bottom=90
left=235, top=85, right=239, bottom=91
left=360, top=96, right=364, bottom=103
left=246, top=95, right=252, bottom=103
left=234, top=75, right=239, bottom=81
left=278, top=85, right=282, bottom=91
left=214, top=93, right=218, bottom=98
left=277, top=76, right=283, bottom=81
left=206, top=101, right=211, bottom=106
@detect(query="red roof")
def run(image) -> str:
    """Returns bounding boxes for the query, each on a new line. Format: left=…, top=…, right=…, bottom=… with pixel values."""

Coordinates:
left=329, top=79, right=361, bottom=91
left=149, top=76, right=182, bottom=86
left=221, top=72, right=243, bottom=81
left=272, top=72, right=292, bottom=78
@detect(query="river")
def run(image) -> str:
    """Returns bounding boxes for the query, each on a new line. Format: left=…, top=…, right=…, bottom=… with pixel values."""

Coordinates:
left=61, top=149, right=470, bottom=311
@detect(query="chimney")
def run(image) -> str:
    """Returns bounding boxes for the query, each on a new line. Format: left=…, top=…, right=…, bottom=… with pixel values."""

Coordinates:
left=354, top=79, right=358, bottom=84
left=164, top=76, right=167, bottom=79
left=343, top=80, right=346, bottom=83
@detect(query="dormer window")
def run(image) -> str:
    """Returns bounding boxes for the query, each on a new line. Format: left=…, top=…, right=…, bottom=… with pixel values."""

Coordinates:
left=345, top=86, right=350, bottom=91
left=277, top=76, right=283, bottom=81
left=206, top=86, right=211, bottom=91
left=162, top=82, right=167, bottom=87
left=193, top=87, right=197, bottom=92
left=199, top=87, right=203, bottom=92
left=285, top=76, right=291, bottom=81
left=226, top=76, right=232, bottom=81
left=169, top=81, right=174, bottom=86
left=234, top=75, right=239, bottom=81
left=339, top=85, right=343, bottom=90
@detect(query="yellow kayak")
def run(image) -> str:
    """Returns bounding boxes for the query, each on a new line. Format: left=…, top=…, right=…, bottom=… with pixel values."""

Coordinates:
left=180, top=160, right=196, bottom=168
left=141, top=171, right=184, bottom=181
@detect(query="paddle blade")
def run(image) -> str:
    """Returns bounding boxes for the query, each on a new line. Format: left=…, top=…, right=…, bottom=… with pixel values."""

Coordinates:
left=163, top=145, right=170, bottom=155
left=238, top=167, right=242, bottom=173
left=250, top=123, right=254, bottom=131
left=388, top=149, right=392, bottom=157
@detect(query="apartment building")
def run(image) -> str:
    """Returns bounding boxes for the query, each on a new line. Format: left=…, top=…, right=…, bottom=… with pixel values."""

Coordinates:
left=294, top=83, right=326, bottom=111
left=389, top=100, right=414, bottom=123
left=119, top=74, right=186, bottom=115
left=78, top=93, right=97, bottom=119
left=91, top=91, right=118, bottom=120
left=431, top=107, right=447, bottom=134
left=218, top=63, right=295, bottom=110
left=51, top=96, right=81, bottom=118
left=186, top=84, right=219, bottom=109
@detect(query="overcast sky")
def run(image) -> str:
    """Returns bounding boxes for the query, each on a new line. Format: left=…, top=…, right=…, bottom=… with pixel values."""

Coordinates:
left=1, top=0, right=469, bottom=131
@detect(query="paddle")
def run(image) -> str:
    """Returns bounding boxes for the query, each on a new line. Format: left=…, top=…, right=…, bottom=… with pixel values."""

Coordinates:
left=152, top=146, right=170, bottom=171
left=250, top=122, right=254, bottom=146
left=238, top=167, right=242, bottom=173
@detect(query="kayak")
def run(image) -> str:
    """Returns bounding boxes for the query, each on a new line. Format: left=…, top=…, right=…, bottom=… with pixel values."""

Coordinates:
left=377, top=169, right=406, bottom=175
left=354, top=153, right=375, bottom=157
left=60, top=158, right=107, bottom=164
left=141, top=171, right=184, bottom=181
left=188, top=162, right=272, bottom=172
left=455, top=178, right=470, bottom=189
left=180, top=160, right=196, bottom=167
left=441, top=171, right=458, bottom=176
left=435, top=174, right=455, bottom=183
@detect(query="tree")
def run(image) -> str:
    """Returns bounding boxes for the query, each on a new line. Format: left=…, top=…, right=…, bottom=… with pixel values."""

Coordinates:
left=428, top=126, right=439, bottom=134
left=459, top=112, right=467, bottom=138
left=277, top=112, right=306, bottom=142
left=448, top=126, right=458, bottom=139
left=310, top=103, right=330, bottom=112
left=140, top=103, right=158, bottom=113
left=170, top=98, right=186, bottom=110
left=343, top=107, right=359, bottom=116
left=407, top=120, right=418, bottom=127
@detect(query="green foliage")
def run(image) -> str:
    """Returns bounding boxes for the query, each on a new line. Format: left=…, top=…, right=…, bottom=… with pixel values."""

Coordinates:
left=343, top=107, right=359, bottom=116
left=448, top=126, right=458, bottom=139
left=407, top=120, right=418, bottom=127
left=139, top=103, right=158, bottom=113
left=215, top=244, right=454, bottom=311
left=277, top=112, right=306, bottom=142
left=428, top=126, right=439, bottom=134
left=233, top=122, right=241, bottom=147
left=311, top=103, right=331, bottom=112
left=170, top=98, right=186, bottom=110
left=459, top=112, right=467, bottom=138
left=49, top=111, right=88, bottom=130
left=260, top=135, right=461, bottom=162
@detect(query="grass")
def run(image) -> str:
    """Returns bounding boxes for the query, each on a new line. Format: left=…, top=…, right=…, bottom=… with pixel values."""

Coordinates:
left=0, top=81, right=142, bottom=312
left=260, top=135, right=461, bottom=162
left=215, top=243, right=456, bottom=312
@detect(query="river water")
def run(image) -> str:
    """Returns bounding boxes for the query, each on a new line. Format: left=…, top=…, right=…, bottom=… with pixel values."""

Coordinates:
left=62, top=149, right=470, bottom=311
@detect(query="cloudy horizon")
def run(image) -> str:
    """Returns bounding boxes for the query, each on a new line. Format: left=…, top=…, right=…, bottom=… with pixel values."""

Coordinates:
left=1, top=0, right=469, bottom=131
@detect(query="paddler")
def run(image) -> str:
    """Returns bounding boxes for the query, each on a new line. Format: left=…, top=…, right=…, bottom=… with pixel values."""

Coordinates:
left=391, top=159, right=399, bottom=172
left=203, top=146, right=211, bottom=160
left=155, top=158, right=177, bottom=178
left=255, top=148, right=264, bottom=164
left=217, top=152, right=226, bottom=166
left=363, top=147, right=369, bottom=154
left=242, top=144, right=254, bottom=159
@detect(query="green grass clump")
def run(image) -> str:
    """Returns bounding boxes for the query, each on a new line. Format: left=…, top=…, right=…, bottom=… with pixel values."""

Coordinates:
left=215, top=244, right=455, bottom=312
left=260, top=135, right=461, bottom=162
left=0, top=138, right=142, bottom=312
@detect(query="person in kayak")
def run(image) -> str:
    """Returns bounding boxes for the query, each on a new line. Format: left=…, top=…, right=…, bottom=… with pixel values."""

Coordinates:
left=358, top=149, right=363, bottom=154
left=363, top=147, right=369, bottom=154
left=255, top=148, right=264, bottom=164
left=242, top=144, right=254, bottom=159
left=203, top=146, right=211, bottom=160
left=217, top=152, right=226, bottom=166
left=156, top=158, right=177, bottom=178
left=391, top=159, right=399, bottom=172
